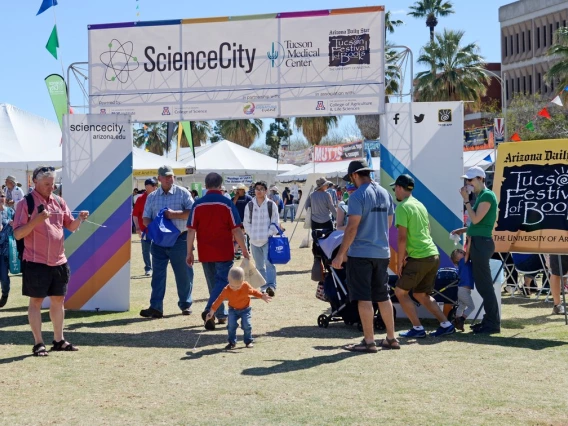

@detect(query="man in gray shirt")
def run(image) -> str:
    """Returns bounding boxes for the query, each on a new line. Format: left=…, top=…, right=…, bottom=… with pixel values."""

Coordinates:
left=305, top=177, right=336, bottom=231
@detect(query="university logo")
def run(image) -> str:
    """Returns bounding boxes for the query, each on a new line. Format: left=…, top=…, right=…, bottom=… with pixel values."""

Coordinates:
left=438, top=109, right=452, bottom=123
left=162, top=107, right=171, bottom=116
left=267, top=42, right=285, bottom=68
left=316, top=101, right=325, bottom=111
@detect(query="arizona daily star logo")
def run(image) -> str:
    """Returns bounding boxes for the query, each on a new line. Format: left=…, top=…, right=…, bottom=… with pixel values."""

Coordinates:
left=267, top=40, right=320, bottom=68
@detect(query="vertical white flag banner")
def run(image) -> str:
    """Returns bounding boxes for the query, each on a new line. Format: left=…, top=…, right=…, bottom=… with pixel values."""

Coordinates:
left=88, top=7, right=385, bottom=121
left=62, top=114, right=133, bottom=311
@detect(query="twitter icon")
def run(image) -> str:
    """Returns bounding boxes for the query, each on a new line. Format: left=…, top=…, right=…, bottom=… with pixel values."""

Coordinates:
left=414, top=114, right=425, bottom=124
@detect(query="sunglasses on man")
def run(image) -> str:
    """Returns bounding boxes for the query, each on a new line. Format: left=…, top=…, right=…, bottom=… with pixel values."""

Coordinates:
left=33, top=166, right=56, bottom=179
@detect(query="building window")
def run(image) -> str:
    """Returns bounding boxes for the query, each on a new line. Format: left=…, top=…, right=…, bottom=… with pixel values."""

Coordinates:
left=537, top=27, right=540, bottom=48
left=522, top=31, right=526, bottom=52
left=538, top=73, right=542, bottom=91
left=510, top=35, right=513, bottom=53
left=544, top=26, right=547, bottom=46
left=504, top=36, right=508, bottom=56
left=550, top=23, right=554, bottom=45
left=516, top=33, right=520, bottom=54
left=517, top=77, right=520, bottom=94
left=523, top=76, right=526, bottom=94
left=511, top=78, right=515, bottom=95
left=528, top=30, right=531, bottom=50
left=529, top=75, right=532, bottom=94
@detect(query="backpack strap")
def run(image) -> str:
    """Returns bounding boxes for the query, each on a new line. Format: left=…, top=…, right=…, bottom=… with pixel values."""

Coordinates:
left=248, top=200, right=273, bottom=223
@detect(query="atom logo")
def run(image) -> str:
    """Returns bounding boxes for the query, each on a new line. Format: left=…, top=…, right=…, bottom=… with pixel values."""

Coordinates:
left=100, top=39, right=139, bottom=83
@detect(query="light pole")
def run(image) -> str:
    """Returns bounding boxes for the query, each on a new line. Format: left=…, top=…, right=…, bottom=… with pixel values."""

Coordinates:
left=476, top=68, right=508, bottom=142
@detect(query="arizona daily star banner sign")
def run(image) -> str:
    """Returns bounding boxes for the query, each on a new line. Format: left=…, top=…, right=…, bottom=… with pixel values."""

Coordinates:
left=493, top=139, right=568, bottom=253
left=88, top=7, right=385, bottom=122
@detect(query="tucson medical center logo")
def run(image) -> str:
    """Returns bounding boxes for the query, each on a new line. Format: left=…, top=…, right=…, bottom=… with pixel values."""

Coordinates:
left=267, top=40, right=320, bottom=68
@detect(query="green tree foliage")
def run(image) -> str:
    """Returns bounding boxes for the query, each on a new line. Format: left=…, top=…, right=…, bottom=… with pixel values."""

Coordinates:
left=214, top=119, right=264, bottom=147
left=408, top=0, right=455, bottom=42
left=294, top=117, right=339, bottom=145
left=265, top=118, right=292, bottom=159
left=415, top=29, right=490, bottom=103
left=133, top=123, right=167, bottom=155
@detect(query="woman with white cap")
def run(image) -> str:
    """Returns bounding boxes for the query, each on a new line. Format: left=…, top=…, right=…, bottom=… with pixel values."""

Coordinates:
left=451, top=166, right=499, bottom=334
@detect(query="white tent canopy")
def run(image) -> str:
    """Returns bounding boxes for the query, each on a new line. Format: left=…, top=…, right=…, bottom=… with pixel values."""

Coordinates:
left=132, top=147, right=189, bottom=178
left=276, top=159, right=355, bottom=182
left=463, top=149, right=495, bottom=173
left=0, top=103, right=62, bottom=187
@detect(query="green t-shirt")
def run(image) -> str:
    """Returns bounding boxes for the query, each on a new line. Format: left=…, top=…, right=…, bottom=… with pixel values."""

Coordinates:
left=395, top=196, right=439, bottom=259
left=467, top=188, right=498, bottom=238
left=343, top=192, right=349, bottom=202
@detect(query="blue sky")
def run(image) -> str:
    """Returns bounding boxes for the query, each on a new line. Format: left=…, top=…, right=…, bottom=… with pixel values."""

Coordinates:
left=1, top=0, right=512, bottom=146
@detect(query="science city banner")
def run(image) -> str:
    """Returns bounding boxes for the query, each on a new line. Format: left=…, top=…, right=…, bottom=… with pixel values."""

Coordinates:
left=379, top=102, right=464, bottom=270
left=62, top=114, right=132, bottom=311
left=88, top=6, right=385, bottom=122
left=493, top=139, right=568, bottom=254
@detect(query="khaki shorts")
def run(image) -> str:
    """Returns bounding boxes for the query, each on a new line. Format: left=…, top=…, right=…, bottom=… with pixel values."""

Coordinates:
left=397, top=255, right=440, bottom=294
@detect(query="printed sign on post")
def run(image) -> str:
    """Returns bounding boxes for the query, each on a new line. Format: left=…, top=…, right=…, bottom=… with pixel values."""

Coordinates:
left=493, top=139, right=568, bottom=253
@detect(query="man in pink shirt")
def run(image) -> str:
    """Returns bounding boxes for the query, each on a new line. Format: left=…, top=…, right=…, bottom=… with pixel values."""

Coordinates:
left=14, top=166, right=89, bottom=357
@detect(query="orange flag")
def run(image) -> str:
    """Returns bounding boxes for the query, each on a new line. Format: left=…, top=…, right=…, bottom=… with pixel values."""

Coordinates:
left=510, top=133, right=522, bottom=142
left=537, top=107, right=551, bottom=119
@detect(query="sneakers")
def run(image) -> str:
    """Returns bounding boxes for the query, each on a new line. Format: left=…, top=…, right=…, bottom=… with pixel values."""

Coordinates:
left=265, top=287, right=275, bottom=297
left=0, top=293, right=8, bottom=308
left=245, top=342, right=254, bottom=348
left=139, top=307, right=163, bottom=318
left=201, top=311, right=216, bottom=330
left=399, top=328, right=427, bottom=338
left=430, top=324, right=456, bottom=337
left=472, top=325, right=500, bottom=334
left=144, top=270, right=152, bottom=277
left=225, top=343, right=236, bottom=350
left=181, top=308, right=192, bottom=316
left=552, top=304, right=566, bottom=315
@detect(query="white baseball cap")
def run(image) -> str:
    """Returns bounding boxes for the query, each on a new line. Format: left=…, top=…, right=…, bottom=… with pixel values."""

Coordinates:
left=461, top=166, right=486, bottom=180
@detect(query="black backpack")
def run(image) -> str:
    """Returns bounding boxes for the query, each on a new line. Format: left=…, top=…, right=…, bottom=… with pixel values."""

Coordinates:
left=247, top=200, right=273, bottom=224
left=16, top=193, right=62, bottom=260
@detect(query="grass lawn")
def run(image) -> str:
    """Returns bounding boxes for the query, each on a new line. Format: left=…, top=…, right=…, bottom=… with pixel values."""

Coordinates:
left=0, top=228, right=567, bottom=425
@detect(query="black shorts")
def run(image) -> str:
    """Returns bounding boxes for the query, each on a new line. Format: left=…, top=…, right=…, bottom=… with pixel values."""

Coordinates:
left=22, top=261, right=70, bottom=298
left=550, top=255, right=568, bottom=277
left=346, top=257, right=390, bottom=302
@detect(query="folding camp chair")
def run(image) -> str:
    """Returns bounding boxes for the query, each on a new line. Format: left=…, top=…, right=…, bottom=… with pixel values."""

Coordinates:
left=510, top=253, right=551, bottom=300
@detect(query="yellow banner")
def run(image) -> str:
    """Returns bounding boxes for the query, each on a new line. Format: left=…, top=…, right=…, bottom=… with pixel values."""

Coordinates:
left=133, top=168, right=188, bottom=177
left=493, top=139, right=568, bottom=253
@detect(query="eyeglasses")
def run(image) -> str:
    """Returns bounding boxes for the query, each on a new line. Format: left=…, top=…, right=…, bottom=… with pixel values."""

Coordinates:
left=33, top=166, right=55, bottom=179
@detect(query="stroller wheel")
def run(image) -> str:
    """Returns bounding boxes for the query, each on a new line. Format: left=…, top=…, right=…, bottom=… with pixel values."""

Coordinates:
left=374, top=316, right=386, bottom=331
left=318, top=314, right=329, bottom=328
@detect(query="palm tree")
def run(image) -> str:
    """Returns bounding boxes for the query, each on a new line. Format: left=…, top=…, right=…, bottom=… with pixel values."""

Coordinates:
left=545, top=27, right=568, bottom=91
left=408, top=0, right=455, bottom=42
left=133, top=123, right=168, bottom=155
left=216, top=119, right=264, bottom=147
left=355, top=45, right=402, bottom=140
left=294, top=117, right=339, bottom=145
left=414, top=29, right=490, bottom=103
left=173, top=121, right=211, bottom=147
left=385, top=10, right=404, bottom=38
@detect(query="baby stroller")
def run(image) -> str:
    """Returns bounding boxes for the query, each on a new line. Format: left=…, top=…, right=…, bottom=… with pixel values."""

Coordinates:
left=312, top=230, right=390, bottom=331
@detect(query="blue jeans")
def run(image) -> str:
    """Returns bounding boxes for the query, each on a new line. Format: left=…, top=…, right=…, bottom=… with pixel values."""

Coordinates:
left=228, top=306, right=253, bottom=345
left=0, top=255, right=9, bottom=295
left=252, top=243, right=276, bottom=291
left=202, top=260, right=233, bottom=319
left=149, top=234, right=193, bottom=313
left=283, top=204, right=295, bottom=222
left=141, top=237, right=152, bottom=273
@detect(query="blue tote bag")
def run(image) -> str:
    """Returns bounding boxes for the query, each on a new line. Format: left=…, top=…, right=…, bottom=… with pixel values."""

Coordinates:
left=268, top=223, right=291, bottom=265
left=146, top=207, right=180, bottom=248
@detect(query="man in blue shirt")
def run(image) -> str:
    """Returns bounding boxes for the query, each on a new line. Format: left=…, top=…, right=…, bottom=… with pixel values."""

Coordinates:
left=332, top=160, right=398, bottom=352
left=140, top=165, right=194, bottom=318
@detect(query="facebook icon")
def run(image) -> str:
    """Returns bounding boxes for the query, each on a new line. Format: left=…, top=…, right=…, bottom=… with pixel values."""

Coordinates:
left=393, top=113, right=400, bottom=124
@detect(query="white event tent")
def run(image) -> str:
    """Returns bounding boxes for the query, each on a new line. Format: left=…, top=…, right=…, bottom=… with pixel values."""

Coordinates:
left=463, top=149, right=495, bottom=173
left=276, top=159, right=355, bottom=182
left=0, top=103, right=62, bottom=188
left=175, top=140, right=297, bottom=185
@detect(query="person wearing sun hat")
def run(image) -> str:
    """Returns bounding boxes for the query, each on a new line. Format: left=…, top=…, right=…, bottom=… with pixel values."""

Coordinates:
left=304, top=177, right=336, bottom=231
left=451, top=166, right=500, bottom=334
left=4, top=175, right=24, bottom=208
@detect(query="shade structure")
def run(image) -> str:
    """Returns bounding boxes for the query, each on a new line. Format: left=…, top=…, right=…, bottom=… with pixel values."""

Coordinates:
left=463, top=149, right=494, bottom=173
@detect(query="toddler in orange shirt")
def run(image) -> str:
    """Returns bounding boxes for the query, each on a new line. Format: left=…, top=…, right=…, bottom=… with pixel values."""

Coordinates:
left=206, top=266, right=271, bottom=349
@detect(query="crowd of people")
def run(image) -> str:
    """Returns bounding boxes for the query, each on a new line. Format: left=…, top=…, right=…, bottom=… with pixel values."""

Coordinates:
left=1, top=161, right=567, bottom=356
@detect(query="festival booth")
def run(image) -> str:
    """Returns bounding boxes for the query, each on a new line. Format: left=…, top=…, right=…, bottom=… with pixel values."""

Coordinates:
left=0, top=103, right=62, bottom=190
left=175, top=140, right=298, bottom=187
left=132, top=147, right=189, bottom=186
